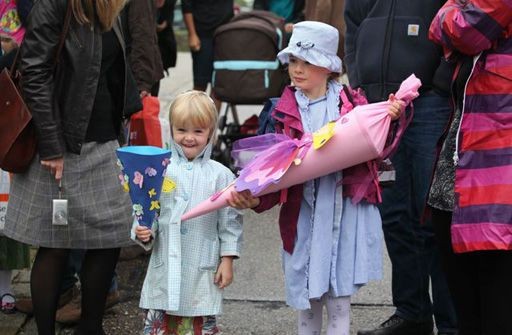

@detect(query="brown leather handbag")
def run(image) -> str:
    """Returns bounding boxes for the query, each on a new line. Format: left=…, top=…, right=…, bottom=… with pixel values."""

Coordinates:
left=0, top=67, right=37, bottom=173
left=0, top=2, right=72, bottom=173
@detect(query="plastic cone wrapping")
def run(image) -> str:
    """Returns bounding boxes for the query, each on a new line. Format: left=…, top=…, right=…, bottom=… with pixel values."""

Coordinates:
left=181, top=74, right=421, bottom=221
left=116, top=146, right=171, bottom=228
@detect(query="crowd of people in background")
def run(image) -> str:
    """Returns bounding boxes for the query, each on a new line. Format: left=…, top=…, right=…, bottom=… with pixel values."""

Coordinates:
left=1, top=0, right=511, bottom=335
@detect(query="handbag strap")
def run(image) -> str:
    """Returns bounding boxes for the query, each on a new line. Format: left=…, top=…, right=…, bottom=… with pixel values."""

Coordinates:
left=10, top=1, right=73, bottom=75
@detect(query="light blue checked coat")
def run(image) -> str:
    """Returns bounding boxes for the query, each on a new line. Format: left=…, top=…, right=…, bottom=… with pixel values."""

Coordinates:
left=132, top=141, right=243, bottom=316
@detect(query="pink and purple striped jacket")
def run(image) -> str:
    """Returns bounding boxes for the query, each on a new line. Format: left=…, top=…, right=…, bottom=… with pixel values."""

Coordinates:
left=429, top=0, right=512, bottom=253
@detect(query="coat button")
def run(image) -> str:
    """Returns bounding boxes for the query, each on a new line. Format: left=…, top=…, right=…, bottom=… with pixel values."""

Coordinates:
left=186, top=163, right=193, bottom=170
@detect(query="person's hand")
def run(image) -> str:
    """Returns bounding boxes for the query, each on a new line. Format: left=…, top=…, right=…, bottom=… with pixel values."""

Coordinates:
left=41, top=157, right=64, bottom=181
left=227, top=190, right=260, bottom=209
left=135, top=225, right=152, bottom=242
left=188, top=33, right=201, bottom=52
left=387, top=94, right=405, bottom=121
left=157, top=21, right=168, bottom=32
left=0, top=37, right=17, bottom=54
left=140, top=90, right=149, bottom=98
left=214, top=256, right=234, bottom=289
left=284, top=23, right=294, bottom=33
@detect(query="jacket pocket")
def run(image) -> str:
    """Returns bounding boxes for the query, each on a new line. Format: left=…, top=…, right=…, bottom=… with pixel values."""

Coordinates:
left=199, top=239, right=220, bottom=271
left=150, top=227, right=165, bottom=268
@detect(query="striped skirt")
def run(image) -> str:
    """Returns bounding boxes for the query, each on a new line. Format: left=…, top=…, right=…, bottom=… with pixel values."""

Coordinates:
left=4, top=141, right=134, bottom=249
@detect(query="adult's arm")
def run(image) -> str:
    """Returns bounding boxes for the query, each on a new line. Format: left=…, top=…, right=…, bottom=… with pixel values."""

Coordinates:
left=182, top=0, right=200, bottom=51
left=156, top=0, right=173, bottom=31
left=127, top=0, right=160, bottom=92
left=20, top=0, right=67, bottom=160
left=343, top=0, right=371, bottom=88
left=429, top=0, right=512, bottom=56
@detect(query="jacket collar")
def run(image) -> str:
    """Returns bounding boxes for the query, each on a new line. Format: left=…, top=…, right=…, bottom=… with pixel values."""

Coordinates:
left=273, top=84, right=345, bottom=136
left=170, top=140, right=213, bottom=165
left=112, top=17, right=126, bottom=52
left=273, top=86, right=304, bottom=135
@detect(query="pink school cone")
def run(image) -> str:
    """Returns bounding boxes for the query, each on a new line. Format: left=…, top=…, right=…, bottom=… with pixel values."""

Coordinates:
left=181, top=74, right=422, bottom=221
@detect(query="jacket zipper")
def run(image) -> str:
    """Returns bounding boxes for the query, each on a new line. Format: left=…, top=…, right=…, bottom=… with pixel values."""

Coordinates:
left=454, top=53, right=481, bottom=166
left=113, top=16, right=128, bottom=120
left=380, top=0, right=396, bottom=99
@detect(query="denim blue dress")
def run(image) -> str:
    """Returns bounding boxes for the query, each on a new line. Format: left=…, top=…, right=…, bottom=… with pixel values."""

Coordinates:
left=282, top=82, right=383, bottom=310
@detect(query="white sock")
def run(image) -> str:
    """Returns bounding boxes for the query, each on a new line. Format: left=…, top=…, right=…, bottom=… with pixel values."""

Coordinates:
left=0, top=270, right=13, bottom=296
left=325, top=295, right=351, bottom=335
left=298, top=298, right=323, bottom=335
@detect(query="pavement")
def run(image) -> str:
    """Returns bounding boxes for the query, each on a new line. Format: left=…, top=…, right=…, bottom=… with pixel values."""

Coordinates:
left=1, top=52, right=395, bottom=334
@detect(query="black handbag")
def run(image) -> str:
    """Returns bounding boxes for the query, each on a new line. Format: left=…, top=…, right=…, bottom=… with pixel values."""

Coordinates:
left=0, top=2, right=72, bottom=173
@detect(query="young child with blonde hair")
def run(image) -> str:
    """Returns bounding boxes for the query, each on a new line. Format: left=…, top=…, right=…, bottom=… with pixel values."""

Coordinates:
left=133, top=90, right=243, bottom=335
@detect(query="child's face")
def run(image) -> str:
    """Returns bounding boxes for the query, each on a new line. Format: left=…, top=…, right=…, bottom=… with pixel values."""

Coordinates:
left=288, top=55, right=331, bottom=94
left=172, top=121, right=211, bottom=160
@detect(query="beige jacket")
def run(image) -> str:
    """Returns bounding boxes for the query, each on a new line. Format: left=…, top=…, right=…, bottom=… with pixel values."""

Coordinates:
left=304, top=0, right=345, bottom=58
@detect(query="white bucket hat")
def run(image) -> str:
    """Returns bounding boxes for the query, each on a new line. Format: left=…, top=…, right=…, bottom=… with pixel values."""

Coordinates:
left=277, top=21, right=342, bottom=73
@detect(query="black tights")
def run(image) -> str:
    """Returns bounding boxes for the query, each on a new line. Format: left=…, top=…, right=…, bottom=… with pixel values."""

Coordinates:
left=431, top=208, right=512, bottom=335
left=31, top=247, right=120, bottom=335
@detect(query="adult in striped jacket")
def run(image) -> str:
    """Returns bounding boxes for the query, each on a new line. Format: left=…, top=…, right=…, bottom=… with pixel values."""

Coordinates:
left=428, top=1, right=512, bottom=334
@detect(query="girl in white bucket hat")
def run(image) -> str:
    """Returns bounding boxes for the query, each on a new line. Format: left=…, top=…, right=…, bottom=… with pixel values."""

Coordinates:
left=230, top=20, right=404, bottom=334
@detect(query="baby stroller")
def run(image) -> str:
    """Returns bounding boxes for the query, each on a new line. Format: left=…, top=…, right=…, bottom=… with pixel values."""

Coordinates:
left=211, top=10, right=290, bottom=171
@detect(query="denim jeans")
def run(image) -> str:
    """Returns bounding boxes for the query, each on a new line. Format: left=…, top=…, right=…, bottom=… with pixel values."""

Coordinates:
left=378, top=91, right=457, bottom=332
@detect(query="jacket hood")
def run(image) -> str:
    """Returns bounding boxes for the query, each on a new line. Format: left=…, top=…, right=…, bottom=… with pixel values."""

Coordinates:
left=170, top=139, right=213, bottom=164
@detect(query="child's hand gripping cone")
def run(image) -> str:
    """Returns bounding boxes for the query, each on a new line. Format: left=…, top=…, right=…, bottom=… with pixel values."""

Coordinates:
left=181, top=74, right=422, bottom=221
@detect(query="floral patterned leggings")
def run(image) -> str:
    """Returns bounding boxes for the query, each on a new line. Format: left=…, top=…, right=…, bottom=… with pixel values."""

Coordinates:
left=143, top=310, right=219, bottom=335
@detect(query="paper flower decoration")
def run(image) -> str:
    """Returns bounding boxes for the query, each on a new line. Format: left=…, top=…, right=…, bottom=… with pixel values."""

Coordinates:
left=181, top=74, right=422, bottom=221
left=116, top=146, right=171, bottom=228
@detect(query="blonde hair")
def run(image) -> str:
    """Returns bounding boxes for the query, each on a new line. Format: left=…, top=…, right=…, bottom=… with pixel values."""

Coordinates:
left=169, top=91, right=218, bottom=141
left=71, top=0, right=126, bottom=31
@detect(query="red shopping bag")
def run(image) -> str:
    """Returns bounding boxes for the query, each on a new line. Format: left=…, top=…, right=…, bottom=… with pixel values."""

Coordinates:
left=128, top=96, right=163, bottom=147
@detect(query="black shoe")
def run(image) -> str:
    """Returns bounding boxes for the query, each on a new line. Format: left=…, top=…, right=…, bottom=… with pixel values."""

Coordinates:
left=357, top=314, right=434, bottom=335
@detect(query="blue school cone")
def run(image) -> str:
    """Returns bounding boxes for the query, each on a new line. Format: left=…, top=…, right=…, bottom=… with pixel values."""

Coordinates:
left=116, top=146, right=171, bottom=229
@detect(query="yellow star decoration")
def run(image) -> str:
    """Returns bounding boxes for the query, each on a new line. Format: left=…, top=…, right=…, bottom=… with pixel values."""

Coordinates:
left=148, top=188, right=157, bottom=198
left=162, top=177, right=176, bottom=193
left=313, top=121, right=336, bottom=150
left=150, top=200, right=160, bottom=211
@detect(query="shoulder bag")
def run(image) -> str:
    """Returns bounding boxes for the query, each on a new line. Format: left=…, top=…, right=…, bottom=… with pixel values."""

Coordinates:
left=0, top=2, right=73, bottom=173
